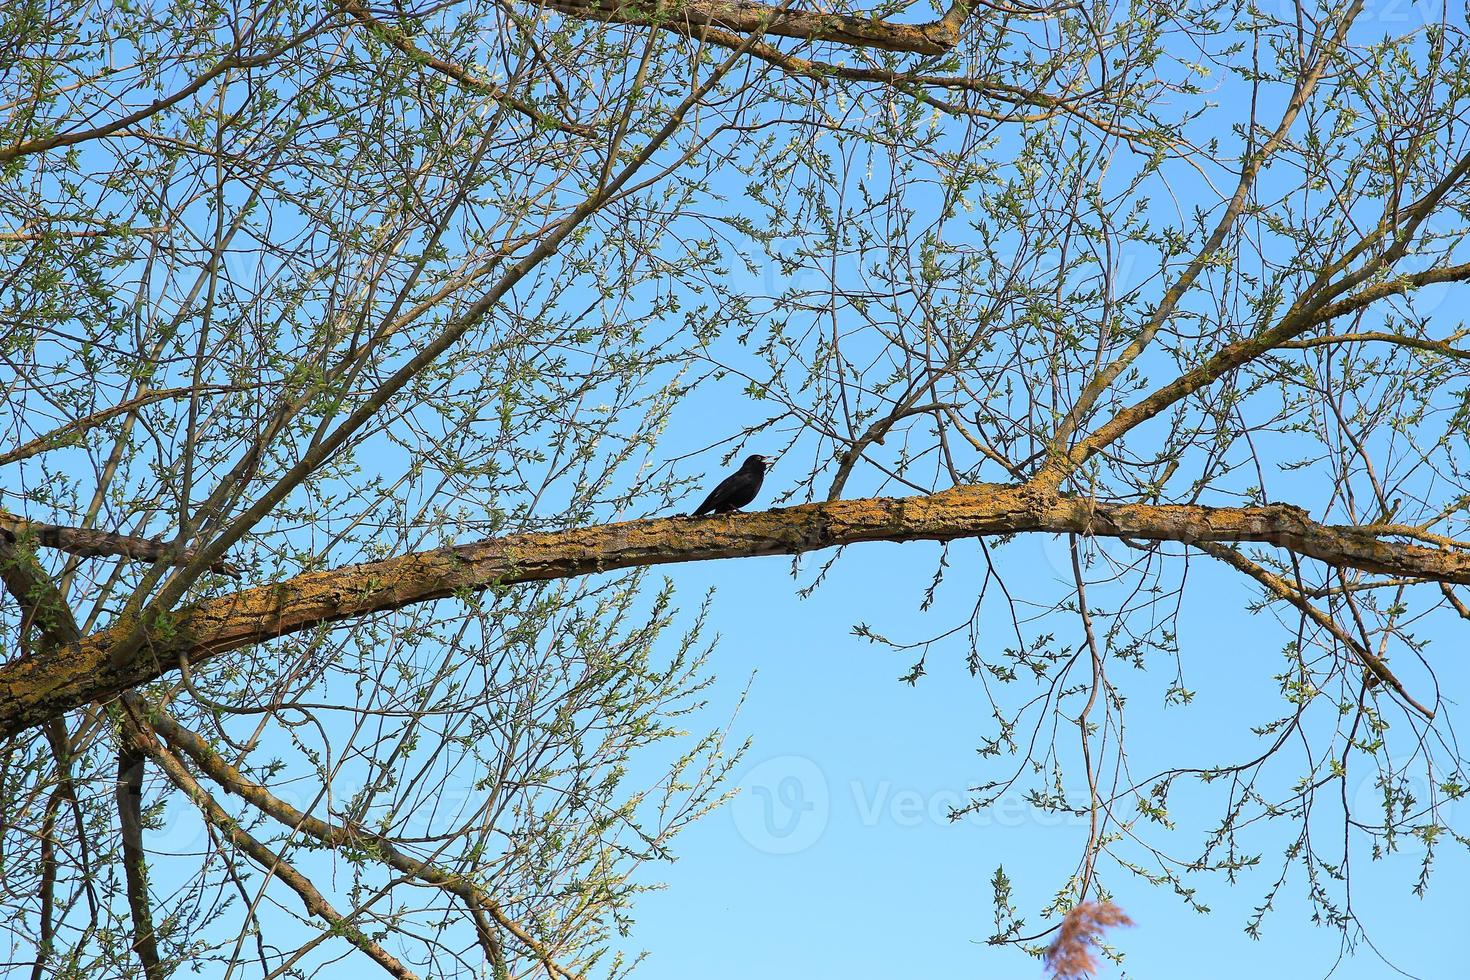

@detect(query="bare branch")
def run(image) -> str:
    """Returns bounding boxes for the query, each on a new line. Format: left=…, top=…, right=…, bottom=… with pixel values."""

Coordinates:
left=0, top=385, right=241, bottom=468
left=0, top=42, right=307, bottom=163
left=1198, top=542, right=1432, bottom=718
left=329, top=0, right=592, bottom=134
left=118, top=702, right=422, bottom=980
left=127, top=694, right=576, bottom=979
left=1275, top=331, right=1470, bottom=359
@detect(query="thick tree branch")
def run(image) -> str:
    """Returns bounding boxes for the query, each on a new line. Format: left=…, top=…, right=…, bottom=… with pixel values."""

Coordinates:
left=3, top=485, right=1470, bottom=737
left=0, top=513, right=242, bottom=578
left=29, top=786, right=61, bottom=980
left=541, top=0, right=975, bottom=55
left=115, top=744, right=164, bottom=980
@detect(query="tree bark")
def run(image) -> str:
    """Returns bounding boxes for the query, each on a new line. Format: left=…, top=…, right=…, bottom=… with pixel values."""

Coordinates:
left=116, top=744, right=165, bottom=980
left=0, top=513, right=241, bottom=577
left=2, top=482, right=1467, bottom=738
left=540, top=0, right=973, bottom=55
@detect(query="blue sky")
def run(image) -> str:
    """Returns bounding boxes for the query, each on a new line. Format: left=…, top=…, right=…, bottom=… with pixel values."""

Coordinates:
left=613, top=539, right=1468, bottom=978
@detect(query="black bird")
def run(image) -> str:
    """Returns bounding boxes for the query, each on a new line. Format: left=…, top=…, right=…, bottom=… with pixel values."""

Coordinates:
left=690, top=454, right=772, bottom=516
